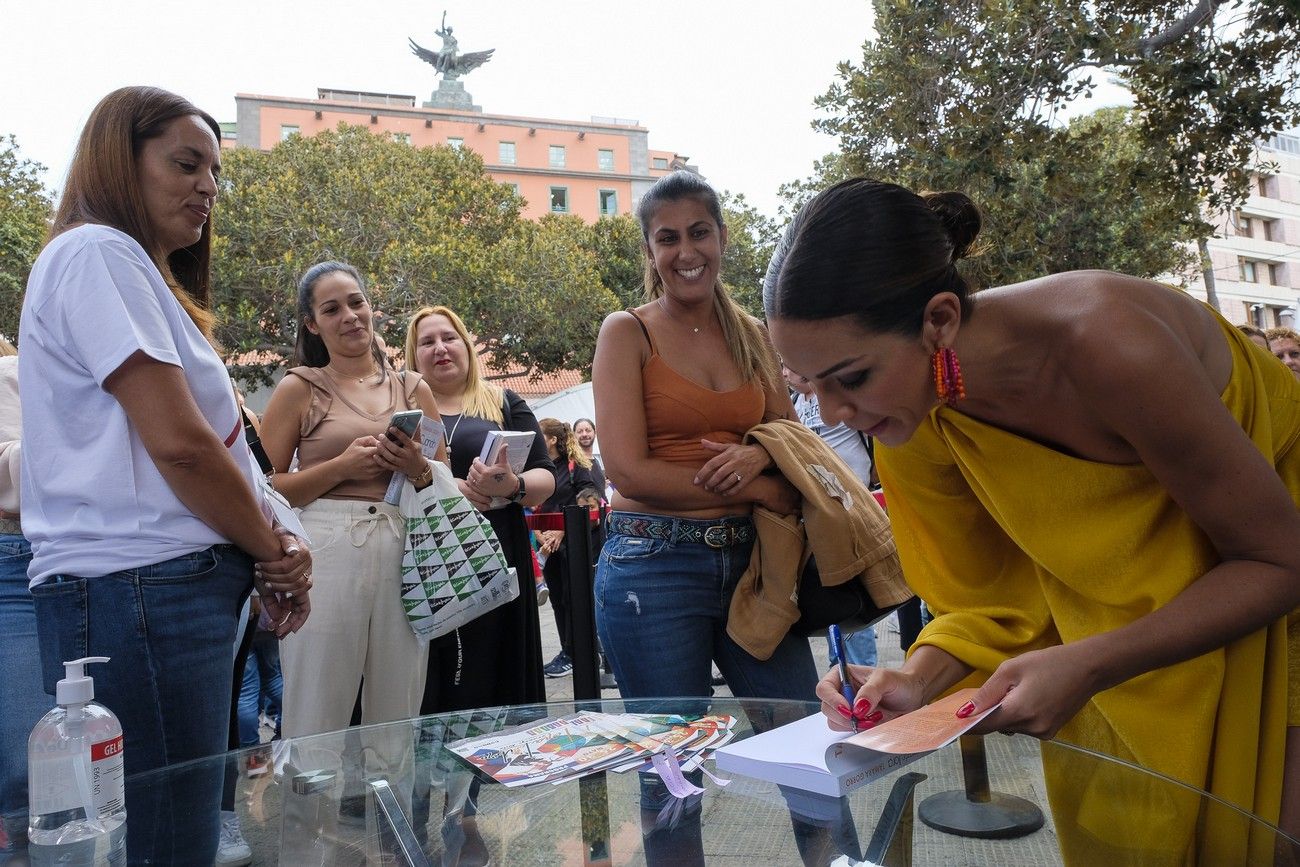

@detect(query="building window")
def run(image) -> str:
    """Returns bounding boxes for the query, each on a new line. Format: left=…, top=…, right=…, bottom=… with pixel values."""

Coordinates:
left=392, top=132, right=411, bottom=145
left=598, top=149, right=615, bottom=172
left=506, top=183, right=520, bottom=195
left=653, top=157, right=669, bottom=170
left=499, top=141, right=516, bottom=164
left=1262, top=218, right=1280, bottom=242
left=447, top=136, right=463, bottom=150
left=550, top=187, right=569, bottom=213
left=1236, top=214, right=1254, bottom=238
left=1256, top=174, right=1272, bottom=197
left=549, top=145, right=566, bottom=168
left=280, top=125, right=300, bottom=141
left=1240, top=258, right=1276, bottom=285
left=599, top=189, right=618, bottom=216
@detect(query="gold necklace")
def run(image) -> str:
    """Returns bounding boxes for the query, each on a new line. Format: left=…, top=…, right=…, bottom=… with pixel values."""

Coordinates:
left=325, top=363, right=378, bottom=385
left=657, top=297, right=704, bottom=334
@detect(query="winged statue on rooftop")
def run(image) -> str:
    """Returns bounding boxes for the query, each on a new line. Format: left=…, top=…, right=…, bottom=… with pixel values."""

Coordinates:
left=409, top=12, right=495, bottom=82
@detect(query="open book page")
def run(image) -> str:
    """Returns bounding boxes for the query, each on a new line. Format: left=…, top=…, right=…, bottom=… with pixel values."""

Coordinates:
left=841, top=688, right=996, bottom=755
left=714, top=688, right=1002, bottom=796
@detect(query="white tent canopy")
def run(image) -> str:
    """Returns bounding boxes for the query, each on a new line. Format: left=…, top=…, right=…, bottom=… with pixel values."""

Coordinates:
left=527, top=381, right=600, bottom=459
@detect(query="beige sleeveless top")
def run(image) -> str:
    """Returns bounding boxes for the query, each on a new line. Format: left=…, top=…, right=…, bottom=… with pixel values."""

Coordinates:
left=287, top=366, right=421, bottom=501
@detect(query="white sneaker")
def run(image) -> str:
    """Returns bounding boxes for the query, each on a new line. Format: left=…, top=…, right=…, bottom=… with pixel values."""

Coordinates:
left=215, top=810, right=252, bottom=866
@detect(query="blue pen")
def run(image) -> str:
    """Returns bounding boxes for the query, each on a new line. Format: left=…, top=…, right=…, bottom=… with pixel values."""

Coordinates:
left=828, top=624, right=859, bottom=732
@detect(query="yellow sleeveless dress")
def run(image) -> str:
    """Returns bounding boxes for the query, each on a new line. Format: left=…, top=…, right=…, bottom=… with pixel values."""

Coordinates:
left=877, top=312, right=1299, bottom=864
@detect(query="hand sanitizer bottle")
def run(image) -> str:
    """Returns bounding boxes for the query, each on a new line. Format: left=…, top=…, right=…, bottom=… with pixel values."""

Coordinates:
left=27, top=657, right=127, bottom=865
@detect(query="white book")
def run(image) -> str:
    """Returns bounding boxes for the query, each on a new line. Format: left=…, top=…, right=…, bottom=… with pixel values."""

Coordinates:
left=479, top=430, right=536, bottom=508
left=478, top=430, right=534, bottom=473
left=713, top=689, right=997, bottom=797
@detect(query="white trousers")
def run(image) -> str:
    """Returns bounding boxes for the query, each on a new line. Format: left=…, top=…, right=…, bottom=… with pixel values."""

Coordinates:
left=280, top=498, right=429, bottom=738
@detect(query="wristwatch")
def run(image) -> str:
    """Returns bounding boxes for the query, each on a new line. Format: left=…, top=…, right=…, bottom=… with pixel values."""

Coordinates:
left=508, top=474, right=527, bottom=503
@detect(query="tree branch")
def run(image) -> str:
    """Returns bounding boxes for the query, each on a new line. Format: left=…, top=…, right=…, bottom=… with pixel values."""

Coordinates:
left=1136, top=0, right=1223, bottom=58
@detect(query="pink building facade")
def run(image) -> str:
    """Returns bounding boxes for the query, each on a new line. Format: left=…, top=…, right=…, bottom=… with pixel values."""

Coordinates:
left=228, top=89, right=696, bottom=222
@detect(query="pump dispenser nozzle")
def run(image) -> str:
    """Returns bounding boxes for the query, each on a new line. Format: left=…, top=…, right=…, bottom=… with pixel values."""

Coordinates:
left=57, top=656, right=109, bottom=707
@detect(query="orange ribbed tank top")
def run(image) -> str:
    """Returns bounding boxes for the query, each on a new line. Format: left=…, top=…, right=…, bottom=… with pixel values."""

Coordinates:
left=627, top=310, right=765, bottom=468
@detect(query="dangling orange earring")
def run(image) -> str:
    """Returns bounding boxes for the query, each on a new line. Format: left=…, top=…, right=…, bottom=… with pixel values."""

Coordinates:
left=933, top=346, right=966, bottom=407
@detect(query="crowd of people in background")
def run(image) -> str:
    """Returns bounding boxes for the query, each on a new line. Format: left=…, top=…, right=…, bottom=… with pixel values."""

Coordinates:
left=1, top=83, right=1298, bottom=865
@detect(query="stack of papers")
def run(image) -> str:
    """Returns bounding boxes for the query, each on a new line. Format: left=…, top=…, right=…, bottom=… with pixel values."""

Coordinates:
left=448, top=711, right=737, bottom=787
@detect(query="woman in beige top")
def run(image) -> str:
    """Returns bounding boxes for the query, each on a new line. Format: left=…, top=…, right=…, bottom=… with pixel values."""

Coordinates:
left=261, top=261, right=445, bottom=737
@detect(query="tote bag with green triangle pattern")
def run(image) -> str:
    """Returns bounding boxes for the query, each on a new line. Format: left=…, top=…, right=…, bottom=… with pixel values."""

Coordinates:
left=398, top=461, right=518, bottom=641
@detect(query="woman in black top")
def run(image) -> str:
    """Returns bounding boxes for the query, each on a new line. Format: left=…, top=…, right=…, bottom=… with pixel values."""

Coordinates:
left=535, top=418, right=598, bottom=677
left=403, top=305, right=555, bottom=710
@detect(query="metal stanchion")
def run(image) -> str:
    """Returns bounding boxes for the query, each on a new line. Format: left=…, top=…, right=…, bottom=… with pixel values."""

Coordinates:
left=917, top=735, right=1043, bottom=839
left=564, top=504, right=601, bottom=703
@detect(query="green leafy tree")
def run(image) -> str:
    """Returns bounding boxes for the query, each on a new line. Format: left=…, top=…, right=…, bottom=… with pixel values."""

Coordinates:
left=719, top=192, right=780, bottom=315
left=584, top=214, right=645, bottom=310
left=797, top=0, right=1300, bottom=301
left=213, top=125, right=615, bottom=384
left=0, top=136, right=52, bottom=342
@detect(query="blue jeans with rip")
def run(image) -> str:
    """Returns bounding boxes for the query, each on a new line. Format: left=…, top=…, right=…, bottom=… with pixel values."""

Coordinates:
left=0, top=534, right=47, bottom=855
left=596, top=514, right=860, bottom=865
left=32, top=545, right=253, bottom=866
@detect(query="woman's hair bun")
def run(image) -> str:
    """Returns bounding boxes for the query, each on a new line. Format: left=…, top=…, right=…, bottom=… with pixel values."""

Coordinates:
left=921, top=190, right=981, bottom=262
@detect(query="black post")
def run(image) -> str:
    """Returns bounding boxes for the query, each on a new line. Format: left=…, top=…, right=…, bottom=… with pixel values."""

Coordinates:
left=917, top=736, right=1043, bottom=839
left=564, top=504, right=601, bottom=702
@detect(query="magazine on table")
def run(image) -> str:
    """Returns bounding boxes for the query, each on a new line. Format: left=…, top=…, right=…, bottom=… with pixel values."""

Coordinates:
left=448, top=711, right=737, bottom=787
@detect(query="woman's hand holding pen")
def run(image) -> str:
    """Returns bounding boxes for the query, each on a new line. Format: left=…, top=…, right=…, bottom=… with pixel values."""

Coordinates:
left=816, top=664, right=927, bottom=733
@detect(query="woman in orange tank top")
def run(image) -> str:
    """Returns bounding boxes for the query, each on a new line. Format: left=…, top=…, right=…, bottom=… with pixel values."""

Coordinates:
left=592, top=172, right=854, bottom=864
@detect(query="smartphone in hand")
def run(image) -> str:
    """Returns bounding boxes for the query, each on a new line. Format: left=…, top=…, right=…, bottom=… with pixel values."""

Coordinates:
left=388, top=410, right=423, bottom=440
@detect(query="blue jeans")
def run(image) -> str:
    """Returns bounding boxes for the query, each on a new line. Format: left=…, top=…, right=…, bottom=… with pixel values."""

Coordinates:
left=830, top=626, right=878, bottom=668
left=31, top=545, right=253, bottom=866
left=237, top=629, right=282, bottom=747
left=596, top=515, right=858, bottom=864
left=0, top=534, right=46, bottom=853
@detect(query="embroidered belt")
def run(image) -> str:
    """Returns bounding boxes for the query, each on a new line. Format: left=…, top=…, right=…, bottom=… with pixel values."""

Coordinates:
left=0, top=516, right=19, bottom=535
left=607, top=512, right=754, bottom=548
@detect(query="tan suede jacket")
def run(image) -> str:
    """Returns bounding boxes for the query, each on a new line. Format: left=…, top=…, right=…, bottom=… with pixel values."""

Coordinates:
left=726, top=419, right=911, bottom=660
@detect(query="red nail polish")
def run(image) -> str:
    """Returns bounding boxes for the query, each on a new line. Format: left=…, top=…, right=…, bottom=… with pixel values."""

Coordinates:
left=854, top=699, right=871, bottom=715
left=865, top=710, right=883, bottom=723
left=956, top=701, right=975, bottom=719
left=861, top=720, right=877, bottom=730
left=836, top=705, right=853, bottom=718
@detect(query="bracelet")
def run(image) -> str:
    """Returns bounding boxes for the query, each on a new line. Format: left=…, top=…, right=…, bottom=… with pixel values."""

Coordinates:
left=410, top=460, right=434, bottom=487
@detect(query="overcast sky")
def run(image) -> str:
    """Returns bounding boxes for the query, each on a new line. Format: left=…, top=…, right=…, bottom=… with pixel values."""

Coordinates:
left=5, top=2, right=1149, bottom=220
left=3, top=1, right=1135, bottom=218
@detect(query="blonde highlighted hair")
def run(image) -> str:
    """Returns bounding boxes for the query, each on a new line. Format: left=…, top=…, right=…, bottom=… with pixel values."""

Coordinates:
left=404, top=305, right=504, bottom=424
left=538, top=418, right=591, bottom=469
left=637, top=172, right=780, bottom=392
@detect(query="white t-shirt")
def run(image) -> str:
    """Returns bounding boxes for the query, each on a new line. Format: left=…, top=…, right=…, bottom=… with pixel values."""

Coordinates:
left=793, top=391, right=875, bottom=484
left=19, top=224, right=265, bottom=586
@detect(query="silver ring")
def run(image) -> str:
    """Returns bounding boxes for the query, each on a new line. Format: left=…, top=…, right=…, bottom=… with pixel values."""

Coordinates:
left=734, top=472, right=742, bottom=483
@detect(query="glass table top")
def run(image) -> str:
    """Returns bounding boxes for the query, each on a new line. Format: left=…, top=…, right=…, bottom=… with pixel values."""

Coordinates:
left=103, top=698, right=1300, bottom=865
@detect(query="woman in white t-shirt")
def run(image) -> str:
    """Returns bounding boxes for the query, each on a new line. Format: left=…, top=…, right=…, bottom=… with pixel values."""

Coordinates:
left=18, top=86, right=312, bottom=866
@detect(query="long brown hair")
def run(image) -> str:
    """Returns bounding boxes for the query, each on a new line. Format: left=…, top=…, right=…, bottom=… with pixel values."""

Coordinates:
left=404, top=305, right=504, bottom=424
left=51, top=86, right=222, bottom=341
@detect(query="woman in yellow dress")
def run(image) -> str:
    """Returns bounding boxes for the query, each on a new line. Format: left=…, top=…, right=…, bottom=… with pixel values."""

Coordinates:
left=766, top=179, right=1300, bottom=862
